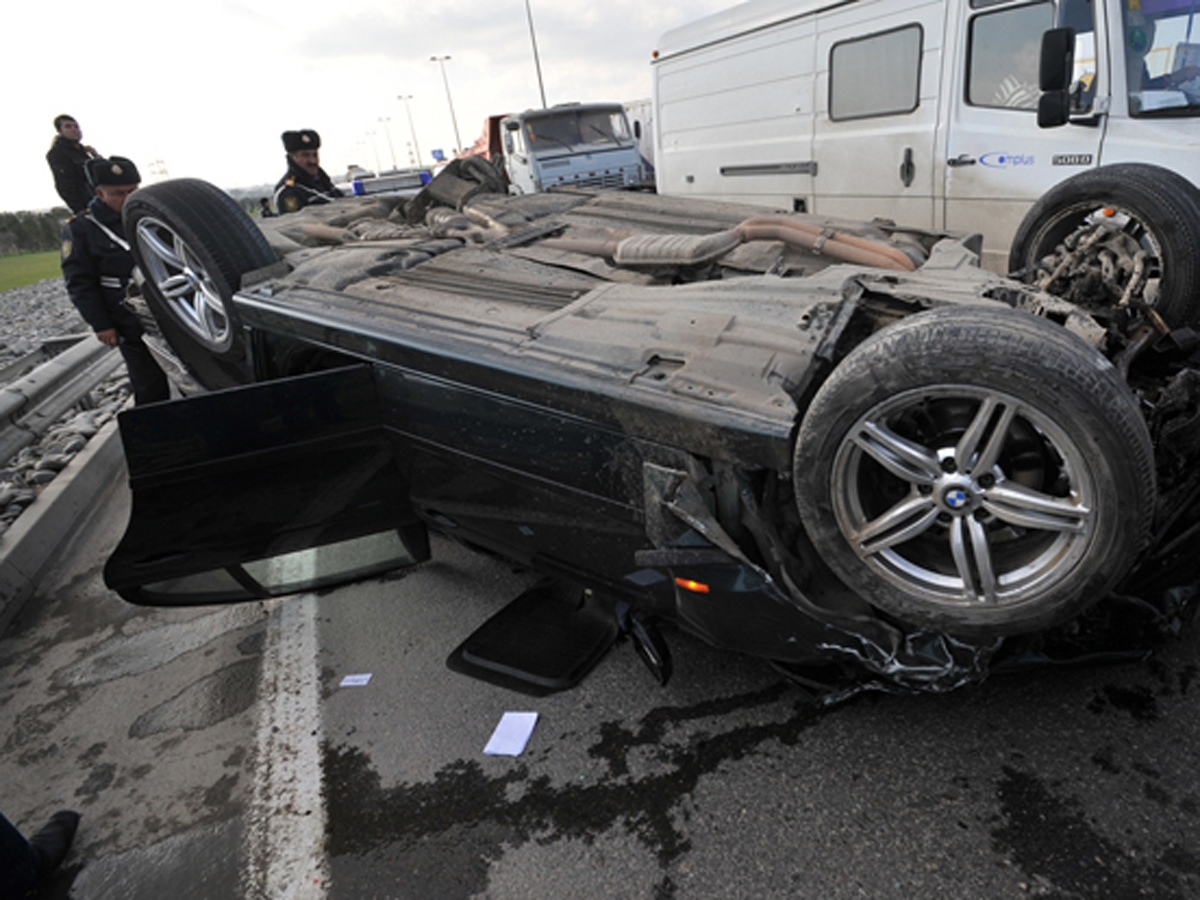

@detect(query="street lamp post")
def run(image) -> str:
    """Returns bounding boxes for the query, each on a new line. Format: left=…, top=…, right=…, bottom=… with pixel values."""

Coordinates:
left=525, top=0, right=548, bottom=108
left=430, top=55, right=463, bottom=153
left=398, top=94, right=422, bottom=166
left=367, top=130, right=383, bottom=174
left=378, top=117, right=398, bottom=170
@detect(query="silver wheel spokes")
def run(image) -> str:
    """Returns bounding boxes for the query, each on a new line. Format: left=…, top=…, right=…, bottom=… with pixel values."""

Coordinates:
left=136, top=218, right=231, bottom=350
left=837, top=389, right=1094, bottom=609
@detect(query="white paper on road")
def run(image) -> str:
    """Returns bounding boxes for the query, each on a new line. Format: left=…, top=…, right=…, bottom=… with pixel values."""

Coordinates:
left=484, top=711, right=539, bottom=756
left=339, top=673, right=372, bottom=687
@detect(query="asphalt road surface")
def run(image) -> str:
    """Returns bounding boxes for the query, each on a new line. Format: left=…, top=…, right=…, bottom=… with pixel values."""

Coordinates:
left=2, top=476, right=1198, bottom=900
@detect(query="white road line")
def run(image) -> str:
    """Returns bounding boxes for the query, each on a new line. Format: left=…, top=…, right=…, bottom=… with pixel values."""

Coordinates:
left=244, top=595, right=329, bottom=899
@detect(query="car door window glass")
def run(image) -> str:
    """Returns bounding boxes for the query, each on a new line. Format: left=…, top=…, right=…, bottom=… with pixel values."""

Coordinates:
left=968, top=2, right=1055, bottom=110
left=1057, top=0, right=1098, bottom=114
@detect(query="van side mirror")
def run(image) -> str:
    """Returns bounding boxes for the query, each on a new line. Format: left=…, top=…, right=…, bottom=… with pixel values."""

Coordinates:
left=1037, top=27, right=1075, bottom=128
left=1038, top=91, right=1071, bottom=128
left=1039, top=27, right=1075, bottom=91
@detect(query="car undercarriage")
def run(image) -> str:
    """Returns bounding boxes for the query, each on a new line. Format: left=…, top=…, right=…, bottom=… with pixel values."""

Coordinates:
left=104, top=175, right=1200, bottom=700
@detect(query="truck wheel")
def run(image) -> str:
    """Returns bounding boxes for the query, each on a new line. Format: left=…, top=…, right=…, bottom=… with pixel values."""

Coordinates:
left=124, top=179, right=276, bottom=389
left=1008, top=164, right=1200, bottom=327
left=793, top=307, right=1154, bottom=638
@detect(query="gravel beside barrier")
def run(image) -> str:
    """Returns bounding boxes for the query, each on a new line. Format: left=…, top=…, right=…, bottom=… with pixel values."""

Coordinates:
left=0, top=279, right=132, bottom=539
left=0, top=278, right=134, bottom=629
left=0, top=278, right=88, bottom=365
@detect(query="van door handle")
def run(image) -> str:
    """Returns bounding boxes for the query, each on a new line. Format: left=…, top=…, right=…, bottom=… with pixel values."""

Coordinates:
left=947, top=154, right=976, bottom=167
left=900, top=147, right=915, bottom=187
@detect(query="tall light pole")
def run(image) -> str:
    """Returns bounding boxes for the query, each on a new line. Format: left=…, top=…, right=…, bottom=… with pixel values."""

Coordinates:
left=367, top=130, right=383, bottom=174
left=398, top=94, right=422, bottom=165
left=430, top=55, right=462, bottom=153
left=525, top=0, right=548, bottom=108
left=378, top=117, right=398, bottom=170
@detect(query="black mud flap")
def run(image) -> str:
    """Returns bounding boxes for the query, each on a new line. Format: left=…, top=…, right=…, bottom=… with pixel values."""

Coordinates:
left=447, top=580, right=621, bottom=696
left=105, top=365, right=429, bottom=605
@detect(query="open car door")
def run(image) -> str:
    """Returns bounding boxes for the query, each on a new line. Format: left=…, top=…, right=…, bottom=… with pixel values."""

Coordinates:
left=104, top=365, right=430, bottom=605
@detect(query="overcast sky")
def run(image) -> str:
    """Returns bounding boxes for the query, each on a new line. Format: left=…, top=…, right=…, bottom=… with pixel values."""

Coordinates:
left=3, top=0, right=732, bottom=213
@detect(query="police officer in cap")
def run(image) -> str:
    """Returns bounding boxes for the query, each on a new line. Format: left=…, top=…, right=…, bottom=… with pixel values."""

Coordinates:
left=61, top=157, right=169, bottom=405
left=274, top=129, right=343, bottom=213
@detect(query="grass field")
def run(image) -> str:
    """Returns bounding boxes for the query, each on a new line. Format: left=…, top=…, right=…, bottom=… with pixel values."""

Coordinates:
left=0, top=251, right=62, bottom=292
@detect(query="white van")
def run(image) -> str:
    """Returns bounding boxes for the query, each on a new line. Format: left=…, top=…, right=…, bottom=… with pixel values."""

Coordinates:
left=652, top=0, right=1200, bottom=274
left=623, top=98, right=657, bottom=180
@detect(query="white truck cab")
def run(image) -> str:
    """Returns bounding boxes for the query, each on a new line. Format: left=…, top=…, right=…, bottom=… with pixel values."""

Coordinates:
left=653, top=0, right=1200, bottom=272
left=498, top=103, right=644, bottom=194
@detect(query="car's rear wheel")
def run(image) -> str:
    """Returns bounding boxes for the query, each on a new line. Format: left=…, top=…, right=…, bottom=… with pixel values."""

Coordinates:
left=124, top=179, right=276, bottom=389
left=793, top=306, right=1155, bottom=637
left=1008, top=164, right=1200, bottom=327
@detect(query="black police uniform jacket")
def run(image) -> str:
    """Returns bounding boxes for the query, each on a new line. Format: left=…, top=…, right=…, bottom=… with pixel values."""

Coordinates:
left=46, top=136, right=95, bottom=214
left=61, top=198, right=143, bottom=338
left=273, top=159, right=344, bottom=214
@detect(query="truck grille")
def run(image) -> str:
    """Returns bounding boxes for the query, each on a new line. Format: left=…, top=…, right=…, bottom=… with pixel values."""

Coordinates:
left=571, top=173, right=628, bottom=190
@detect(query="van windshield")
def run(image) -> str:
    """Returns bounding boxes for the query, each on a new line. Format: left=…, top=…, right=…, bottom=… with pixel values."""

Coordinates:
left=524, top=109, right=633, bottom=154
left=1122, top=0, right=1200, bottom=116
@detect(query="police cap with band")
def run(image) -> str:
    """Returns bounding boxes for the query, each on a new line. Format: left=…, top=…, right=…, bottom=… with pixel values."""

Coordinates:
left=282, top=130, right=321, bottom=152
left=84, top=156, right=141, bottom=188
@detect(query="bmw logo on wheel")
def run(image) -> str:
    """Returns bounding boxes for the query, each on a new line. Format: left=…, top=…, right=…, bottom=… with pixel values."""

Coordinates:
left=945, top=489, right=969, bottom=509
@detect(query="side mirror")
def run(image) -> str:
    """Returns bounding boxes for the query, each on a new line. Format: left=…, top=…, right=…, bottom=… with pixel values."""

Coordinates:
left=1038, top=91, right=1071, bottom=128
left=1039, top=27, right=1075, bottom=91
left=1038, top=27, right=1075, bottom=128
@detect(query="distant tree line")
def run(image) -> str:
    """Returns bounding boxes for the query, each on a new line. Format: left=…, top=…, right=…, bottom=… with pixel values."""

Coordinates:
left=0, top=187, right=272, bottom=257
left=0, top=209, right=71, bottom=256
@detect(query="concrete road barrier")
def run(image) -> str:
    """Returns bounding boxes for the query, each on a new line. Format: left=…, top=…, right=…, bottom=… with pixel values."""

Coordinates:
left=0, top=420, right=126, bottom=633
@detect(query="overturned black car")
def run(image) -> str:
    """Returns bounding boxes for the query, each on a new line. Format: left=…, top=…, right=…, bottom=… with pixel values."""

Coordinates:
left=104, top=168, right=1200, bottom=699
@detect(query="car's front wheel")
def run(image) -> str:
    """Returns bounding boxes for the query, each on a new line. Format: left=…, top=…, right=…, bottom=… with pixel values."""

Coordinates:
left=793, top=306, right=1155, bottom=637
left=1008, top=164, right=1200, bottom=327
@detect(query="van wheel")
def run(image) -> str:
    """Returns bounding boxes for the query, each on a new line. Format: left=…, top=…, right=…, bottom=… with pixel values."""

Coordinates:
left=1008, top=164, right=1200, bottom=327
left=793, top=307, right=1154, bottom=638
left=125, top=179, right=277, bottom=389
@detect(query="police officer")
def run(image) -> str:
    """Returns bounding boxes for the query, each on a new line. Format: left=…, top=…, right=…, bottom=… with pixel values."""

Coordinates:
left=61, top=156, right=169, bottom=406
left=274, top=129, right=343, bottom=214
left=45, top=114, right=100, bottom=214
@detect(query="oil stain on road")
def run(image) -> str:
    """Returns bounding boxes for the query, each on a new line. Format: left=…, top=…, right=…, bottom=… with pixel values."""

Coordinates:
left=323, top=681, right=822, bottom=898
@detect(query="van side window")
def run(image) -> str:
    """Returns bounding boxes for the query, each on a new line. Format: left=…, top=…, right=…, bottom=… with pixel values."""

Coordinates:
left=967, top=2, right=1055, bottom=110
left=1057, top=0, right=1097, bottom=114
left=829, top=25, right=923, bottom=121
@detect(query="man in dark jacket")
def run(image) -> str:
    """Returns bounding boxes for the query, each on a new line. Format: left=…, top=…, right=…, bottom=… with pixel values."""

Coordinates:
left=45, top=115, right=99, bottom=213
left=61, top=156, right=169, bottom=405
left=273, top=129, right=343, bottom=213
